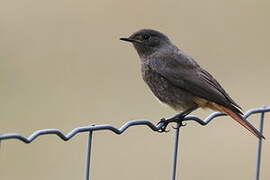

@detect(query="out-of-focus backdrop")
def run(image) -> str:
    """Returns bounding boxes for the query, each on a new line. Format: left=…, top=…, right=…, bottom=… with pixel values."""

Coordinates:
left=0, top=0, right=269, bottom=180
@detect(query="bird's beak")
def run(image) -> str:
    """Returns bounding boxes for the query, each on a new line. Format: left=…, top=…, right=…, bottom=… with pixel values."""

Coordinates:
left=120, top=37, right=142, bottom=43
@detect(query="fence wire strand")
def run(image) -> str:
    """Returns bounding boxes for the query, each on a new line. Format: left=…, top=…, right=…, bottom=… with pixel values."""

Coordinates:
left=0, top=106, right=269, bottom=180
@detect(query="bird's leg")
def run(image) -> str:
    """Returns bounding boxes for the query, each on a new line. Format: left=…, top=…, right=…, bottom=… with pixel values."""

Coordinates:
left=157, top=107, right=197, bottom=132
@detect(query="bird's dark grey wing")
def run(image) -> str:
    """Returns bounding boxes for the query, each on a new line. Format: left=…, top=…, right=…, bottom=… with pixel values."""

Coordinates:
left=198, top=68, right=242, bottom=110
left=149, top=52, right=243, bottom=114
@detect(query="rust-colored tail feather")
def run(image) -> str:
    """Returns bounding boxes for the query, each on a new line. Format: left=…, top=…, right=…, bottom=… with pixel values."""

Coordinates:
left=213, top=104, right=265, bottom=139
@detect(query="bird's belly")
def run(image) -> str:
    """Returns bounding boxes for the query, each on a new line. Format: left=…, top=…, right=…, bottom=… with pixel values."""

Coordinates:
left=142, top=67, right=197, bottom=111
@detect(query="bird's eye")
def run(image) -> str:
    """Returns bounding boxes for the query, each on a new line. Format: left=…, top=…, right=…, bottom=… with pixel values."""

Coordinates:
left=142, top=34, right=151, bottom=40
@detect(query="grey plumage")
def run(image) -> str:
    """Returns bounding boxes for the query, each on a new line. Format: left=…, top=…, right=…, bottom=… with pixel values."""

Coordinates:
left=120, top=29, right=264, bottom=139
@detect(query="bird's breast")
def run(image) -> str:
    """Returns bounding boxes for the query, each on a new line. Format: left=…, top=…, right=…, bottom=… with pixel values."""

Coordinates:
left=141, top=64, right=197, bottom=111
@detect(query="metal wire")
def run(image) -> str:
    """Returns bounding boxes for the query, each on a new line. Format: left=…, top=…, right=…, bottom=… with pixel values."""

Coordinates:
left=0, top=106, right=269, bottom=180
left=171, top=123, right=181, bottom=180
left=255, top=111, right=265, bottom=180
left=85, top=131, right=93, bottom=180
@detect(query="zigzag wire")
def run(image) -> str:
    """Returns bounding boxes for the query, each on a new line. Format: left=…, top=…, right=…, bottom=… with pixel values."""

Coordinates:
left=0, top=107, right=269, bottom=144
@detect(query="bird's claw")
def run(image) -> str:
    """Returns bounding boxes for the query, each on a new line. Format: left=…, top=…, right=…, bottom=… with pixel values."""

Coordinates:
left=172, top=122, right=186, bottom=129
left=157, top=118, right=170, bottom=133
left=157, top=116, right=187, bottom=132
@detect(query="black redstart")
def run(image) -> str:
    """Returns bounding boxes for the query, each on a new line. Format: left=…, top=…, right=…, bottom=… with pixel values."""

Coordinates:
left=120, top=29, right=264, bottom=139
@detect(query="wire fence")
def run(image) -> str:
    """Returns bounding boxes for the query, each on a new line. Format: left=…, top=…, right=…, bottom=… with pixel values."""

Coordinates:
left=0, top=106, right=269, bottom=180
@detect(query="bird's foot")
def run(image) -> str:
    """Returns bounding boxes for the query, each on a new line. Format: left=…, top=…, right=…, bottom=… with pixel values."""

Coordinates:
left=157, top=118, right=170, bottom=133
left=157, top=114, right=186, bottom=133
left=156, top=107, right=196, bottom=133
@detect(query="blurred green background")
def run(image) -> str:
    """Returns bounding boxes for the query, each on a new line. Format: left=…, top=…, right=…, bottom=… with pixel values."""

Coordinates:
left=0, top=0, right=269, bottom=179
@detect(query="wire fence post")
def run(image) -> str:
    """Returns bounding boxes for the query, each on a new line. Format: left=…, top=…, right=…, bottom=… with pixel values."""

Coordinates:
left=84, top=131, right=93, bottom=180
left=255, top=111, right=265, bottom=180
left=171, top=123, right=181, bottom=180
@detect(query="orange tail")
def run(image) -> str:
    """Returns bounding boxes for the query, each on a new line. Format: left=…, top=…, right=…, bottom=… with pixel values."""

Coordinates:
left=213, top=104, right=265, bottom=139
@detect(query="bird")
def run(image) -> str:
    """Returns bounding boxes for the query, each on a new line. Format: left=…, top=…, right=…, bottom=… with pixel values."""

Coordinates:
left=120, top=29, right=264, bottom=139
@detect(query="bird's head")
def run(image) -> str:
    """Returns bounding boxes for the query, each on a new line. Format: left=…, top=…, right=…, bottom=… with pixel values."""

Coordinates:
left=120, top=29, right=172, bottom=57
